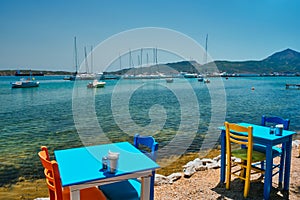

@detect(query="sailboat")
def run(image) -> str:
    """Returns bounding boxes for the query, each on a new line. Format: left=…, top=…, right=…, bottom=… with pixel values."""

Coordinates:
left=64, top=37, right=78, bottom=81
left=76, top=46, right=96, bottom=80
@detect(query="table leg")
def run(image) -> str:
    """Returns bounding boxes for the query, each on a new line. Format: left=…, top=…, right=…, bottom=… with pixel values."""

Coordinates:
left=283, top=137, right=293, bottom=190
left=141, top=176, right=151, bottom=200
left=70, top=188, right=80, bottom=200
left=264, top=144, right=273, bottom=200
left=278, top=141, right=286, bottom=187
left=220, top=130, right=226, bottom=183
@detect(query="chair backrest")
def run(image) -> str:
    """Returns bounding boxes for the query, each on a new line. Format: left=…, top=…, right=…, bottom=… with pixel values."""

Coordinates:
left=134, top=134, right=158, bottom=200
left=261, top=115, right=290, bottom=130
left=225, top=122, right=254, bottom=162
left=134, top=134, right=159, bottom=161
left=38, top=146, right=64, bottom=200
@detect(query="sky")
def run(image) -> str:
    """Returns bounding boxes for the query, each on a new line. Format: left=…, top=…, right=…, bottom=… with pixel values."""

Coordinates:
left=1, top=0, right=300, bottom=72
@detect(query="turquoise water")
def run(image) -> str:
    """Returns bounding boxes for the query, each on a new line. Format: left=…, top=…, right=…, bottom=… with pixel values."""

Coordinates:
left=0, top=76, right=299, bottom=185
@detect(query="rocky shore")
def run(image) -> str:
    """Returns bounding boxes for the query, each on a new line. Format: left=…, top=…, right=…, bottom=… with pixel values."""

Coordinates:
left=154, top=140, right=300, bottom=199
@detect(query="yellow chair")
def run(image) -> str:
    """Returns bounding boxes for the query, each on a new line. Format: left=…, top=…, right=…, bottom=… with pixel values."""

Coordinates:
left=225, top=122, right=266, bottom=198
left=38, top=146, right=107, bottom=200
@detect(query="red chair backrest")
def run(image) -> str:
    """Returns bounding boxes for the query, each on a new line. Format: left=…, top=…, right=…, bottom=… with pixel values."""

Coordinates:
left=38, top=147, right=64, bottom=200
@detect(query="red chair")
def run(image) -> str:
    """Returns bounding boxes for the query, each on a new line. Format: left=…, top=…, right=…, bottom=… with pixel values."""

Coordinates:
left=38, top=146, right=106, bottom=200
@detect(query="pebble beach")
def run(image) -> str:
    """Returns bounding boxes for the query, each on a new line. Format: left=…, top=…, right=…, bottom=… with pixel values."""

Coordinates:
left=154, top=146, right=300, bottom=200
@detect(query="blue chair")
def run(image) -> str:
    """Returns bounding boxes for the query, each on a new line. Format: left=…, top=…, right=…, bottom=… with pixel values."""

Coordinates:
left=99, top=134, right=159, bottom=200
left=255, top=115, right=290, bottom=185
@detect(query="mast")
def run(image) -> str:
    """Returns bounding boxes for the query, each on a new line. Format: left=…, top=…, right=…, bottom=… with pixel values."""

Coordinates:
left=84, top=46, right=89, bottom=73
left=204, top=34, right=208, bottom=64
left=90, top=46, right=93, bottom=74
left=119, top=52, right=122, bottom=71
left=129, top=49, right=132, bottom=68
left=155, top=48, right=159, bottom=75
left=74, top=37, right=78, bottom=75
left=140, top=48, right=143, bottom=66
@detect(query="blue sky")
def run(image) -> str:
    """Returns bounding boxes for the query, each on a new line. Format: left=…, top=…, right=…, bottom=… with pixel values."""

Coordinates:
left=0, top=0, right=300, bottom=71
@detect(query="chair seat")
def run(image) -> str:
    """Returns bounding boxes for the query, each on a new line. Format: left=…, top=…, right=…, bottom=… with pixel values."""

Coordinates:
left=99, top=179, right=141, bottom=200
left=253, top=144, right=282, bottom=157
left=232, top=148, right=266, bottom=162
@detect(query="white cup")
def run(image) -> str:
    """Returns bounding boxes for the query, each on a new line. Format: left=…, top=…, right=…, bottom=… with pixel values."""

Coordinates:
left=107, top=151, right=119, bottom=173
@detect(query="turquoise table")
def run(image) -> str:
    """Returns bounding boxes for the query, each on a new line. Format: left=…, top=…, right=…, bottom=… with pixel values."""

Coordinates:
left=219, top=123, right=296, bottom=200
left=54, top=142, right=160, bottom=200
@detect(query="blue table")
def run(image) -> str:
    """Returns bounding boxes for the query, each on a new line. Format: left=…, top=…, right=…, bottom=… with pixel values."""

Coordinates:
left=219, top=123, right=296, bottom=200
left=54, top=142, right=160, bottom=200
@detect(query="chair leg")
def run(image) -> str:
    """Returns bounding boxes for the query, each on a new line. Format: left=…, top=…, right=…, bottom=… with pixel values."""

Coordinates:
left=149, top=171, right=155, bottom=200
left=244, top=162, right=252, bottom=198
left=226, top=158, right=231, bottom=189
left=278, top=156, right=285, bottom=187
left=260, top=161, right=264, bottom=171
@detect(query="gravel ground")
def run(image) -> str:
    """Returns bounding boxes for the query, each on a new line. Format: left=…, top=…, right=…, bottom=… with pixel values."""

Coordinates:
left=155, top=147, right=300, bottom=200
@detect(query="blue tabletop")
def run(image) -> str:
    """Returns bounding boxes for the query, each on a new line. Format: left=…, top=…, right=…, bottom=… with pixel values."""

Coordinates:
left=219, top=123, right=296, bottom=141
left=54, top=142, right=160, bottom=187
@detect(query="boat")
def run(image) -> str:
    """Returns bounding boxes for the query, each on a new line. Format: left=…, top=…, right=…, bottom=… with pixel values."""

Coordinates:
left=63, top=75, right=76, bottom=80
left=183, top=73, right=198, bottom=78
left=197, top=75, right=204, bottom=82
left=77, top=46, right=96, bottom=80
left=11, top=78, right=39, bottom=88
left=99, top=74, right=121, bottom=80
left=76, top=73, right=96, bottom=80
left=166, top=78, right=174, bottom=83
left=87, top=80, right=106, bottom=88
left=198, top=77, right=204, bottom=82
left=204, top=78, right=210, bottom=83
left=286, top=84, right=300, bottom=89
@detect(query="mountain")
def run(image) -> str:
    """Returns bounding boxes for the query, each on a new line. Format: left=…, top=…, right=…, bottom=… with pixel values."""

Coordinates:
left=107, top=48, right=300, bottom=75
left=212, top=48, right=300, bottom=74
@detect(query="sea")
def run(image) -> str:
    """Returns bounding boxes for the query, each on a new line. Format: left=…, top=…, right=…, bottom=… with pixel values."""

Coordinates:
left=0, top=75, right=299, bottom=185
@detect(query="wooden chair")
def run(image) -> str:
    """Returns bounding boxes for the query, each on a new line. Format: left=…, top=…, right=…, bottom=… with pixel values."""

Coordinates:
left=100, top=134, right=159, bottom=200
left=225, top=122, right=266, bottom=198
left=38, top=146, right=106, bottom=200
left=255, top=116, right=290, bottom=184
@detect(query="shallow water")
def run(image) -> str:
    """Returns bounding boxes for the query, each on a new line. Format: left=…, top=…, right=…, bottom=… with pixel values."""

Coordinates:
left=0, top=75, right=299, bottom=185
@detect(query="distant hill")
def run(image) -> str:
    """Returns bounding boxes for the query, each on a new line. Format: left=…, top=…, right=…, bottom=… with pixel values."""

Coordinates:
left=210, top=48, right=300, bottom=74
left=111, top=48, right=300, bottom=76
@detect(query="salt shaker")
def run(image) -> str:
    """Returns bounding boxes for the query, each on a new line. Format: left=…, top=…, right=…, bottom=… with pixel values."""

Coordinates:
left=102, top=156, right=108, bottom=170
left=269, top=126, right=274, bottom=134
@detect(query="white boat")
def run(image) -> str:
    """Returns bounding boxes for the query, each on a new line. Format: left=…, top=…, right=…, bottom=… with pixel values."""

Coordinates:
left=183, top=73, right=198, bottom=78
left=197, top=75, right=204, bottom=82
left=11, top=78, right=39, bottom=88
left=204, top=78, right=210, bottom=83
left=77, top=73, right=96, bottom=80
left=166, top=78, right=173, bottom=83
left=87, top=80, right=106, bottom=88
